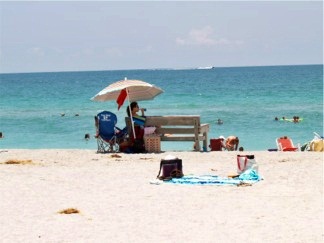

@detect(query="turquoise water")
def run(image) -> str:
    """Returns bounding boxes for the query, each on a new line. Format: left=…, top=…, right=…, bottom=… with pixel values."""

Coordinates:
left=0, top=65, right=323, bottom=151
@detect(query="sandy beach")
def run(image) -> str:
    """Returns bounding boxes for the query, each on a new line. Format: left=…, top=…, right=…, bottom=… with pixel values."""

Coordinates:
left=0, top=149, right=323, bottom=242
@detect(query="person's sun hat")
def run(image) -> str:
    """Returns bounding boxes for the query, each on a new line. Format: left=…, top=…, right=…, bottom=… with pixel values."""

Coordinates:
left=219, top=135, right=225, bottom=140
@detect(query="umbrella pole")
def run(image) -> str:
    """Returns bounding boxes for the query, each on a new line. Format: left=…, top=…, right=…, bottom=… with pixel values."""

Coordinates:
left=126, top=88, right=136, bottom=139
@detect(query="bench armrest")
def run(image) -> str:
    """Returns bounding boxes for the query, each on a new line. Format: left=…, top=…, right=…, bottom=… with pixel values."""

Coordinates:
left=200, top=123, right=210, bottom=133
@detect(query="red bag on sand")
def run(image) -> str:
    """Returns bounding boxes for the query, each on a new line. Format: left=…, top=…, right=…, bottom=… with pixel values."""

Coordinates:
left=237, top=155, right=258, bottom=174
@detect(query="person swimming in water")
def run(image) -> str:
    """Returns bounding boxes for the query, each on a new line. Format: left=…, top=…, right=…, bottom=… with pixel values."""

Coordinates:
left=217, top=119, right=223, bottom=125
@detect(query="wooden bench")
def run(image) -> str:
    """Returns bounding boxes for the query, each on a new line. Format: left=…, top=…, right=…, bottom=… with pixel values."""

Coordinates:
left=125, top=116, right=209, bottom=151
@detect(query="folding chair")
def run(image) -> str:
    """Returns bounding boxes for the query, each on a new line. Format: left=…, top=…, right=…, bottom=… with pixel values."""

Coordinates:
left=95, top=111, right=127, bottom=153
left=209, top=138, right=224, bottom=151
left=276, top=136, right=298, bottom=151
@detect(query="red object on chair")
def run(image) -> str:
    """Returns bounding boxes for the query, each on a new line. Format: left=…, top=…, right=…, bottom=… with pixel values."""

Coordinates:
left=209, top=138, right=224, bottom=151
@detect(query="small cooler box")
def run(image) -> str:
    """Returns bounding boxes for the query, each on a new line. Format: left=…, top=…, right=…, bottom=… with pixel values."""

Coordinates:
left=144, top=134, right=161, bottom=153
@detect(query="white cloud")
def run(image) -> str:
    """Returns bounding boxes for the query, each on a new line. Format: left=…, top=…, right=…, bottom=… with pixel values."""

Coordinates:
left=189, top=26, right=215, bottom=45
left=176, top=26, right=215, bottom=46
left=27, top=47, right=45, bottom=57
left=176, top=26, right=243, bottom=47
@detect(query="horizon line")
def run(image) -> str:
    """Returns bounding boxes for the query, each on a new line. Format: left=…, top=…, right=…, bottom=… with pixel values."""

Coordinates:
left=0, top=63, right=322, bottom=75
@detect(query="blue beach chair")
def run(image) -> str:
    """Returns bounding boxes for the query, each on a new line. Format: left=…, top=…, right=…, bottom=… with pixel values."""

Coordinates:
left=95, top=111, right=127, bottom=153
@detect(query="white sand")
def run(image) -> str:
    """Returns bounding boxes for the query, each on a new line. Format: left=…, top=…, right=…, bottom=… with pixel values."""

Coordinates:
left=0, top=149, right=323, bottom=242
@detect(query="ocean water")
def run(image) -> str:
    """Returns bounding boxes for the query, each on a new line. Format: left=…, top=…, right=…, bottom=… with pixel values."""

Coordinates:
left=0, top=65, right=323, bottom=151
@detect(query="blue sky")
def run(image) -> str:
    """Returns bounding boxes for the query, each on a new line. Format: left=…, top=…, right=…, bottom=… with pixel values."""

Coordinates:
left=0, top=1, right=323, bottom=73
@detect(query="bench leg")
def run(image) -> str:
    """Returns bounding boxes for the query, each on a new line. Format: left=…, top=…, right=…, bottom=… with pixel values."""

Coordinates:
left=194, top=140, right=200, bottom=151
left=203, top=132, right=208, bottom=151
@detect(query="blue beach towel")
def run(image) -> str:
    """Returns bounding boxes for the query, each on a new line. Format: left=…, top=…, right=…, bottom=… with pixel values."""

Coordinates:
left=163, top=169, right=262, bottom=186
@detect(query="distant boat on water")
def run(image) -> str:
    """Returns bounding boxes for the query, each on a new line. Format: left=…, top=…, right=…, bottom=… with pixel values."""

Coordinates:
left=197, top=66, right=214, bottom=70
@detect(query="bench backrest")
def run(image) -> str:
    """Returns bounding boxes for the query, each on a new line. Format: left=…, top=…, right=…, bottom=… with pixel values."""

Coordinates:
left=145, top=116, right=201, bottom=126
left=125, top=115, right=202, bottom=135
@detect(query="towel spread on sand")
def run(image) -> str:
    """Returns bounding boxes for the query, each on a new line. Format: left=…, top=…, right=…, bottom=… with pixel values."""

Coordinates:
left=152, top=169, right=262, bottom=186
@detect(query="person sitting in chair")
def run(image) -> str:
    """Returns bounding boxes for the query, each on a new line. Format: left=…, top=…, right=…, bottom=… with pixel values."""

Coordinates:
left=126, top=101, right=146, bottom=129
left=126, top=102, right=147, bottom=153
left=127, top=101, right=146, bottom=127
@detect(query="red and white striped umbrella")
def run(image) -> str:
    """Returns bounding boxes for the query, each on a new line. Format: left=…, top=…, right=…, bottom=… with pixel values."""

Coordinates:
left=91, top=78, right=163, bottom=102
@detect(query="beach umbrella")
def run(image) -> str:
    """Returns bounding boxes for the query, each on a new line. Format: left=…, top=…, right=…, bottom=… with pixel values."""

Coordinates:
left=91, top=78, right=163, bottom=103
left=91, top=77, right=164, bottom=138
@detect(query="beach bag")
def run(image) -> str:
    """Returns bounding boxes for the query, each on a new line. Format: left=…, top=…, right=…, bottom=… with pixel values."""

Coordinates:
left=237, top=155, right=258, bottom=174
left=310, top=139, right=324, bottom=152
left=157, top=158, right=183, bottom=180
